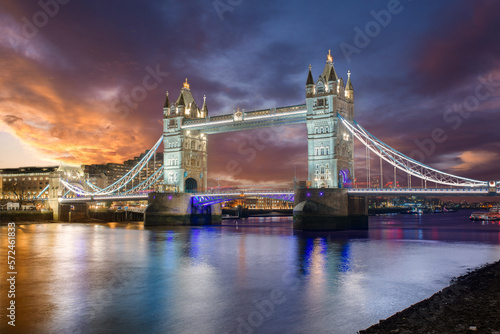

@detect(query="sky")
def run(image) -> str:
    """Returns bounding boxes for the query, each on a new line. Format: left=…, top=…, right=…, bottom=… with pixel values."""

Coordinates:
left=1, top=0, right=499, bottom=188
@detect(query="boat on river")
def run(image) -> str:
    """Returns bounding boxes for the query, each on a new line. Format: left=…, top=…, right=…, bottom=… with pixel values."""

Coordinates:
left=470, top=205, right=500, bottom=221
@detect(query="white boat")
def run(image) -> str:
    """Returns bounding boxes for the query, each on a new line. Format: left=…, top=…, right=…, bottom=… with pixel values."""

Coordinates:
left=470, top=205, right=500, bottom=221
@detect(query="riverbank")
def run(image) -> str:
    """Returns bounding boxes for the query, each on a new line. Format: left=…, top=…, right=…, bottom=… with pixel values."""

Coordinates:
left=359, top=260, right=500, bottom=333
left=0, top=210, right=53, bottom=222
left=0, top=218, right=105, bottom=225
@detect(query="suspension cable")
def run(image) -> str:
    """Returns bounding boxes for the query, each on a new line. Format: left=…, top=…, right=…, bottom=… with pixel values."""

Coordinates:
left=339, top=115, right=487, bottom=187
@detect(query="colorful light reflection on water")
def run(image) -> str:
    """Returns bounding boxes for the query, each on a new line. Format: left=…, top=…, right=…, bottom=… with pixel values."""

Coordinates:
left=1, top=211, right=499, bottom=333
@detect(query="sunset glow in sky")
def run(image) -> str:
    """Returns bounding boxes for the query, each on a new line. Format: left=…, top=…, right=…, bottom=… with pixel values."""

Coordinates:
left=1, top=0, right=499, bottom=187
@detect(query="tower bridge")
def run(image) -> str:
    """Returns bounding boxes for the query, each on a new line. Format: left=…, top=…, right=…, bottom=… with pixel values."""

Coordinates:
left=50, top=51, right=500, bottom=229
left=162, top=50, right=355, bottom=193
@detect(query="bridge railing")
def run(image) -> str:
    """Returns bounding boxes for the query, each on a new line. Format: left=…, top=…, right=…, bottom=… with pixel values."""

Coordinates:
left=245, top=108, right=271, bottom=118
left=183, top=118, right=207, bottom=125
left=208, top=114, right=233, bottom=122
left=194, top=189, right=294, bottom=195
left=348, top=188, right=489, bottom=193
left=275, top=104, right=307, bottom=113
left=184, top=104, right=307, bottom=126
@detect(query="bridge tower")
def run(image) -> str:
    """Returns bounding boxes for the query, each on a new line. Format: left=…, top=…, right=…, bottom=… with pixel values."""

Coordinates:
left=305, top=50, right=355, bottom=188
left=162, top=79, right=208, bottom=193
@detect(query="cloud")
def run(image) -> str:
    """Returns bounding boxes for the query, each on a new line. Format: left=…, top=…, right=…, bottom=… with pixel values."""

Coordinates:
left=453, top=151, right=498, bottom=172
left=2, top=114, right=22, bottom=125
left=0, top=52, right=157, bottom=165
left=411, top=0, right=500, bottom=95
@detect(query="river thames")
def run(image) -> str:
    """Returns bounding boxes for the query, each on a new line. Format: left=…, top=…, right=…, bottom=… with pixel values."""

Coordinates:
left=1, top=211, right=500, bottom=334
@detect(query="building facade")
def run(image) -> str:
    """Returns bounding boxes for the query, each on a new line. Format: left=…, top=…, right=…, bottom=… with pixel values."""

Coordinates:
left=124, top=151, right=164, bottom=184
left=0, top=166, right=58, bottom=200
left=83, top=152, right=163, bottom=190
left=306, top=51, right=355, bottom=188
left=162, top=79, right=208, bottom=193
left=224, top=197, right=294, bottom=210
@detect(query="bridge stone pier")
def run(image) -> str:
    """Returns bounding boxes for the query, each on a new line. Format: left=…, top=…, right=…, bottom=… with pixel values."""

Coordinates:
left=48, top=170, right=89, bottom=221
left=144, top=192, right=221, bottom=226
left=293, top=187, right=368, bottom=231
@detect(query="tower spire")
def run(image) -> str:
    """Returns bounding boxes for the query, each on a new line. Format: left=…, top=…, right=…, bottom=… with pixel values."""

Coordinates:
left=183, top=78, right=190, bottom=90
left=322, top=49, right=336, bottom=81
left=346, top=70, right=353, bottom=90
left=163, top=91, right=170, bottom=109
left=201, top=94, right=208, bottom=116
left=306, top=64, right=314, bottom=85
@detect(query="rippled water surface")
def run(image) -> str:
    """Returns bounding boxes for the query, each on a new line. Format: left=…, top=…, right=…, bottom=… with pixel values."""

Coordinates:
left=1, top=211, right=500, bottom=334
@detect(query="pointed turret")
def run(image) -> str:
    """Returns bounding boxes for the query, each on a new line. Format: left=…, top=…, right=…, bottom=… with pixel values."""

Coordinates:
left=176, top=92, right=185, bottom=106
left=338, top=77, right=345, bottom=97
left=163, top=91, right=170, bottom=117
left=201, top=95, right=208, bottom=117
left=306, top=64, right=314, bottom=85
left=346, top=70, right=353, bottom=91
left=173, top=78, right=208, bottom=119
left=163, top=91, right=170, bottom=108
left=327, top=65, right=337, bottom=94
left=175, top=78, right=196, bottom=117
left=189, top=101, right=199, bottom=118
left=328, top=67, right=337, bottom=82
left=345, top=70, right=354, bottom=101
left=306, top=64, right=315, bottom=97
left=321, top=50, right=336, bottom=81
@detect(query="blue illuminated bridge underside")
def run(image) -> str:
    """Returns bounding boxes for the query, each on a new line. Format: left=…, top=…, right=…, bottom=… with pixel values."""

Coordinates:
left=58, top=187, right=499, bottom=205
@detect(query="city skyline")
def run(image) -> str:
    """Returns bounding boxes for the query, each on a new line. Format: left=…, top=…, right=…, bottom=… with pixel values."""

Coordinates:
left=1, top=0, right=500, bottom=187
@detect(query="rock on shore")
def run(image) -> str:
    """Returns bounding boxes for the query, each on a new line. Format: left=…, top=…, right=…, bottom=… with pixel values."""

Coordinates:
left=359, top=260, right=500, bottom=334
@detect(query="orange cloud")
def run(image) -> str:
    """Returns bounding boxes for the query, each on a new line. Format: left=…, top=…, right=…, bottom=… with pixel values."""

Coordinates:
left=0, top=55, right=159, bottom=166
left=453, top=151, right=498, bottom=172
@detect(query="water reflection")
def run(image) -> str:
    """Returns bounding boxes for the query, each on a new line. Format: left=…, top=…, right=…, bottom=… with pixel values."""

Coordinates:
left=1, top=213, right=499, bottom=334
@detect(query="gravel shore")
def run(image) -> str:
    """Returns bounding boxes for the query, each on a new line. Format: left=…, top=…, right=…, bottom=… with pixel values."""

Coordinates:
left=359, top=260, right=500, bottom=333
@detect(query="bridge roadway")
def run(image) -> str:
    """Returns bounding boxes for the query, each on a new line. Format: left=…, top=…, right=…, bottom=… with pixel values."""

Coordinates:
left=58, top=187, right=499, bottom=205
left=348, top=187, right=499, bottom=196
left=181, top=104, right=307, bottom=134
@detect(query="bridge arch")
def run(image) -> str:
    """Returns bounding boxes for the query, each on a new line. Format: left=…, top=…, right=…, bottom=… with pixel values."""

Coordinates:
left=185, top=178, right=198, bottom=193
